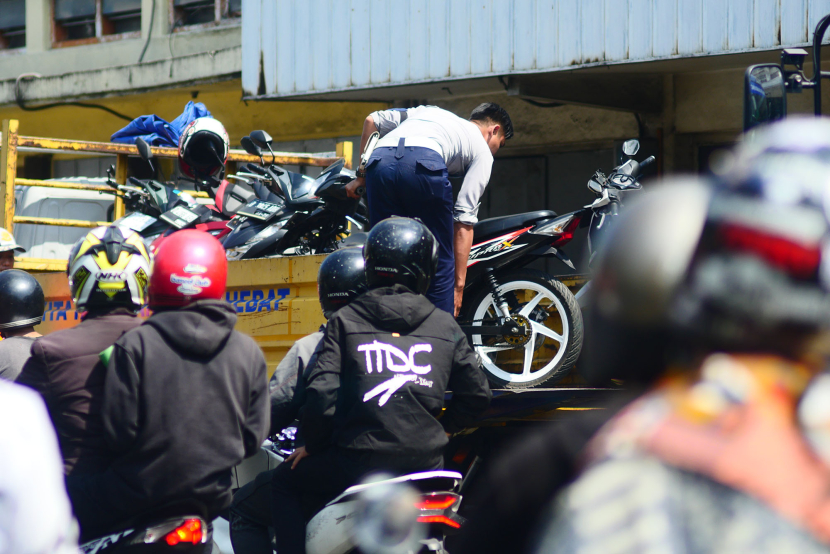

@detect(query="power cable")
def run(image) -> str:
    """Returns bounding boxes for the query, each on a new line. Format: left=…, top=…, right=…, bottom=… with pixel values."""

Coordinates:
left=14, top=73, right=134, bottom=122
left=137, top=0, right=156, bottom=63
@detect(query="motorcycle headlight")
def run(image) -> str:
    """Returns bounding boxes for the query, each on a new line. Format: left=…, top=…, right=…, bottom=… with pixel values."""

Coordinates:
left=531, top=214, right=576, bottom=237
left=225, top=244, right=252, bottom=260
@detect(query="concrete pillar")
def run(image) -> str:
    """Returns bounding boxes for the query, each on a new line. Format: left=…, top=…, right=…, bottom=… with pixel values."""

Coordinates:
left=25, top=0, right=52, bottom=53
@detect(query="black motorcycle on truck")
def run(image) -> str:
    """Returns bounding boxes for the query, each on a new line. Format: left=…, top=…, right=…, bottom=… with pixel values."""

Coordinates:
left=459, top=140, right=653, bottom=388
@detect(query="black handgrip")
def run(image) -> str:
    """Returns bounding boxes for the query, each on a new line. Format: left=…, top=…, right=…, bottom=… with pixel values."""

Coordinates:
left=355, top=186, right=366, bottom=197
left=639, top=156, right=656, bottom=171
left=246, top=164, right=268, bottom=176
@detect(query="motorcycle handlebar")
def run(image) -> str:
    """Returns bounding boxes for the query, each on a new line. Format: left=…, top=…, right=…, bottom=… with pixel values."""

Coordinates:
left=246, top=164, right=268, bottom=176
left=639, top=156, right=656, bottom=172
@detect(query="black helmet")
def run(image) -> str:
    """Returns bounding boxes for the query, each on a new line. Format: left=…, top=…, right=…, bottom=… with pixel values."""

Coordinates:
left=364, top=218, right=438, bottom=295
left=0, top=269, right=45, bottom=332
left=318, top=247, right=368, bottom=318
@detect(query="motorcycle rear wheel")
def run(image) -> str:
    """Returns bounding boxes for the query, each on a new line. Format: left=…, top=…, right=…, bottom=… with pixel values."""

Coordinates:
left=463, top=269, right=583, bottom=389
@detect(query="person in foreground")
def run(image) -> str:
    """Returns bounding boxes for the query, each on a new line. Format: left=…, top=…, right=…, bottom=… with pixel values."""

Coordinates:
left=0, top=270, right=44, bottom=380
left=0, top=379, right=79, bottom=554
left=229, top=246, right=368, bottom=553
left=534, top=118, right=830, bottom=553
left=17, top=226, right=149, bottom=480
left=271, top=217, right=492, bottom=554
left=346, top=103, right=513, bottom=315
left=67, top=230, right=269, bottom=542
left=0, top=226, right=25, bottom=272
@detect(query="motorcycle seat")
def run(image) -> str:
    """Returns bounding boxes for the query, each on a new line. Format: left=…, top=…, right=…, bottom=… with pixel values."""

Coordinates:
left=473, top=210, right=557, bottom=243
left=327, top=470, right=463, bottom=506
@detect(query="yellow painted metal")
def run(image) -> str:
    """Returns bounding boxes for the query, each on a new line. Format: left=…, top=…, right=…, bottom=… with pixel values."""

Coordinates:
left=14, top=135, right=344, bottom=167
left=15, top=178, right=116, bottom=193
left=34, top=254, right=328, bottom=375
left=14, top=258, right=70, bottom=272
left=336, top=141, right=354, bottom=169
left=0, top=80, right=385, bottom=146
left=13, top=216, right=110, bottom=228
left=114, top=154, right=128, bottom=220
left=1, top=119, right=19, bottom=231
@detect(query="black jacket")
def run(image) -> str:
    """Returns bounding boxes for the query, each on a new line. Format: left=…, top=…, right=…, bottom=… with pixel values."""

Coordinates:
left=302, top=285, right=491, bottom=469
left=269, top=326, right=325, bottom=435
left=100, top=300, right=269, bottom=518
left=16, top=310, right=141, bottom=475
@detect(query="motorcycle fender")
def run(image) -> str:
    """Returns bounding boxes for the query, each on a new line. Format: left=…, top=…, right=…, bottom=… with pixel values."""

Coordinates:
left=306, top=501, right=358, bottom=554
left=533, top=245, right=576, bottom=270
left=554, top=248, right=576, bottom=270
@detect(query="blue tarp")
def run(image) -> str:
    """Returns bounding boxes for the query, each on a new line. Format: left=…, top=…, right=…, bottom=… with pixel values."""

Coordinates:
left=110, top=101, right=212, bottom=147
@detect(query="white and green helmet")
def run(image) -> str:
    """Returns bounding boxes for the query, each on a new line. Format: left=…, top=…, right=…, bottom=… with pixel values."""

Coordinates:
left=0, top=227, right=25, bottom=254
left=67, top=226, right=152, bottom=312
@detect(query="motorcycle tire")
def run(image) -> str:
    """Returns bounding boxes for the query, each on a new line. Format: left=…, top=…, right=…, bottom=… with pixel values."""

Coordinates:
left=462, top=269, right=583, bottom=389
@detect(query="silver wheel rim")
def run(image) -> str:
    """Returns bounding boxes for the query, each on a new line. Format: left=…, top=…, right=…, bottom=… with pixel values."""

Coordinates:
left=471, top=280, right=570, bottom=385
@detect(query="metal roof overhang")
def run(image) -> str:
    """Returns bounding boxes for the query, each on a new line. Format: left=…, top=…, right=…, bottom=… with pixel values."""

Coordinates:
left=244, top=48, right=787, bottom=114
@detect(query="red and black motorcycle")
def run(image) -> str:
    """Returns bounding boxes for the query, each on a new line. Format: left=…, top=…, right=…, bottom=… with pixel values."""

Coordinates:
left=459, top=140, right=654, bottom=388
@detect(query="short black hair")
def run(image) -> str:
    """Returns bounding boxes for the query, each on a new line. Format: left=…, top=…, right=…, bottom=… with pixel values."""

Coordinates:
left=470, top=103, right=514, bottom=140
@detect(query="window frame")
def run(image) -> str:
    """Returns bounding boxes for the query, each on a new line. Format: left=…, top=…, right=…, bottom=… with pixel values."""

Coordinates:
left=0, top=0, right=26, bottom=51
left=169, top=0, right=240, bottom=34
left=52, top=0, right=142, bottom=48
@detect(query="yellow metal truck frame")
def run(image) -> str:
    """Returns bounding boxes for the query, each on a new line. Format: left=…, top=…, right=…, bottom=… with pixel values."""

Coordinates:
left=1, top=119, right=351, bottom=372
left=0, top=118, right=352, bottom=272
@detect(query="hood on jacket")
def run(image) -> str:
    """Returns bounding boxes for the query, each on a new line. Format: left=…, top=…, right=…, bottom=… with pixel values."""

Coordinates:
left=145, top=299, right=237, bottom=357
left=349, top=284, right=436, bottom=333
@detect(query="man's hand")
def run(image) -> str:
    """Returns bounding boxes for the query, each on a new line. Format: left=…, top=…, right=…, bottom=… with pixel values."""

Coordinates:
left=454, top=285, right=465, bottom=317
left=453, top=223, right=474, bottom=317
left=286, top=446, right=310, bottom=469
left=345, top=178, right=365, bottom=200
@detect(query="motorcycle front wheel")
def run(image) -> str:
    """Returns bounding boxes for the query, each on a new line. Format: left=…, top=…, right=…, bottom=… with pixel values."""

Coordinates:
left=463, top=269, right=583, bottom=389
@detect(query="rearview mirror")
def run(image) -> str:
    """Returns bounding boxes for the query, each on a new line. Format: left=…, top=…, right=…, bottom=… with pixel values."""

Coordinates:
left=135, top=137, right=153, bottom=162
left=622, top=139, right=640, bottom=156
left=744, top=64, right=787, bottom=131
left=250, top=130, right=273, bottom=149
left=240, top=136, right=261, bottom=157
left=587, top=180, right=602, bottom=195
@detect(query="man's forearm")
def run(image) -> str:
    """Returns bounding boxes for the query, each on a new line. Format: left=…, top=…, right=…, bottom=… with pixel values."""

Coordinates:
left=454, top=222, right=474, bottom=289
left=358, top=116, right=379, bottom=158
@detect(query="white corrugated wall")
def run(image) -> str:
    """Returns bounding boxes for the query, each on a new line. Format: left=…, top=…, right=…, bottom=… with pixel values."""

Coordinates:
left=242, top=0, right=830, bottom=98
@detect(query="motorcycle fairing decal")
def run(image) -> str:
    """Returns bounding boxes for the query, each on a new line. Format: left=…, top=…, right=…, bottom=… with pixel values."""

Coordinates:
left=81, top=530, right=132, bottom=554
left=468, top=227, right=533, bottom=267
left=358, top=341, right=434, bottom=406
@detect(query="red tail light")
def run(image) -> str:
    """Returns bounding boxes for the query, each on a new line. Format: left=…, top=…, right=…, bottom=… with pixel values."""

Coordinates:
left=414, top=492, right=463, bottom=529
left=417, top=515, right=462, bottom=529
left=165, top=519, right=203, bottom=546
left=415, top=493, right=458, bottom=510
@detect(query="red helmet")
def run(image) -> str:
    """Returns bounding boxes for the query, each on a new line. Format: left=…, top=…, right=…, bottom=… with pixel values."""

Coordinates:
left=148, top=230, right=227, bottom=309
left=178, top=117, right=229, bottom=180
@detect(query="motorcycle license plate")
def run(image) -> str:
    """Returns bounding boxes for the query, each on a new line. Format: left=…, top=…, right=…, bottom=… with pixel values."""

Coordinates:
left=238, top=199, right=282, bottom=221
left=160, top=205, right=201, bottom=229
left=116, top=212, right=157, bottom=232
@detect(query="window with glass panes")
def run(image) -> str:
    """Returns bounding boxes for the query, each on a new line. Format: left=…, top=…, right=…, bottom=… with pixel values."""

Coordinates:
left=0, top=0, right=25, bottom=49
left=53, top=0, right=141, bottom=43
left=171, top=0, right=240, bottom=28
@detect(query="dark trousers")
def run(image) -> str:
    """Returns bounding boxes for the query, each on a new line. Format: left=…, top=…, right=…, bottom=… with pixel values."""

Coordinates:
left=229, top=470, right=275, bottom=554
left=270, top=448, right=364, bottom=554
left=366, top=141, right=454, bottom=314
